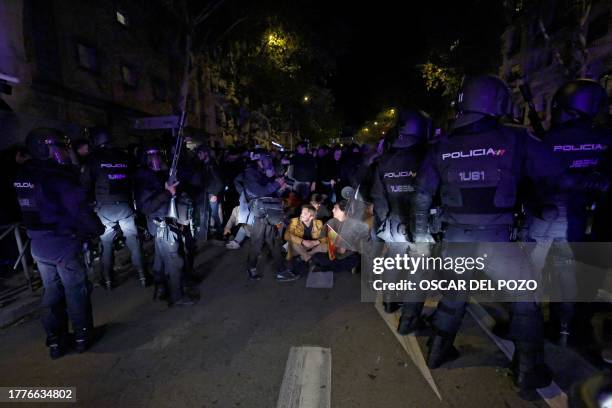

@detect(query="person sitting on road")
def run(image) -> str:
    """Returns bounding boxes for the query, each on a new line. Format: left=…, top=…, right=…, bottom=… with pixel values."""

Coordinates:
left=284, top=204, right=327, bottom=274
left=310, top=193, right=331, bottom=222
left=311, top=200, right=361, bottom=273
left=223, top=205, right=251, bottom=249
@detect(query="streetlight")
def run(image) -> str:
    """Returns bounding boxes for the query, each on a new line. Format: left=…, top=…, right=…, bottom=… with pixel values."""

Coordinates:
left=303, top=95, right=310, bottom=103
left=374, top=121, right=378, bottom=125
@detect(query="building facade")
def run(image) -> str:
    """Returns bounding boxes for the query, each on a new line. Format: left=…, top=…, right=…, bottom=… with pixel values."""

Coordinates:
left=500, top=0, right=612, bottom=128
left=0, top=0, right=225, bottom=149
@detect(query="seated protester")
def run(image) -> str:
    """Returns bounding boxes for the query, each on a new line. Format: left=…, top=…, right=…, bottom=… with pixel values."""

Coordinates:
left=310, top=193, right=331, bottom=222
left=224, top=205, right=251, bottom=249
left=284, top=205, right=327, bottom=274
left=311, top=200, right=361, bottom=273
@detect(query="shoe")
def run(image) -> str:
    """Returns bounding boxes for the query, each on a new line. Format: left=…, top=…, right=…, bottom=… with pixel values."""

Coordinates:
left=153, top=282, right=168, bottom=301
left=48, top=343, right=66, bottom=360
left=171, top=296, right=196, bottom=307
left=276, top=270, right=300, bottom=282
left=512, top=342, right=552, bottom=390
left=426, top=334, right=460, bottom=369
left=136, top=269, right=148, bottom=287
left=383, top=302, right=401, bottom=314
left=397, top=314, right=421, bottom=335
left=74, top=328, right=93, bottom=353
left=247, top=268, right=262, bottom=281
left=225, top=240, right=240, bottom=250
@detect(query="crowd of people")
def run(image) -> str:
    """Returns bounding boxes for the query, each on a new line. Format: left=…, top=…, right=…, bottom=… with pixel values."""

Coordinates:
left=2, top=74, right=612, bottom=402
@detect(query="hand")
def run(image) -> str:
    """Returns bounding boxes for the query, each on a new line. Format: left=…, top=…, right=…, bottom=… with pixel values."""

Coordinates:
left=165, top=181, right=180, bottom=195
left=223, top=228, right=231, bottom=236
left=310, top=182, right=316, bottom=192
left=330, top=179, right=336, bottom=187
left=210, top=195, right=218, bottom=203
left=337, top=247, right=346, bottom=254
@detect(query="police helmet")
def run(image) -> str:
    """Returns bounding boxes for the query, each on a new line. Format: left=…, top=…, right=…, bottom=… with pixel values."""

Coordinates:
left=89, top=126, right=112, bottom=148
left=141, top=143, right=167, bottom=172
left=454, top=75, right=511, bottom=129
left=551, top=79, right=609, bottom=125
left=25, top=128, right=72, bottom=164
left=388, top=109, right=432, bottom=148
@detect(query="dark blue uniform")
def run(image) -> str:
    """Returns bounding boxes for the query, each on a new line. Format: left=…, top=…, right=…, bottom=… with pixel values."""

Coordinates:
left=14, top=159, right=104, bottom=349
left=371, top=144, right=426, bottom=314
left=414, top=118, right=562, bottom=347
left=527, top=119, right=611, bottom=342
left=82, top=147, right=144, bottom=287
left=235, top=163, right=286, bottom=278
left=134, top=167, right=187, bottom=304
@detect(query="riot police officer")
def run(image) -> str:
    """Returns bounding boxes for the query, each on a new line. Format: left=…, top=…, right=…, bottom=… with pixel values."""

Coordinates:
left=81, top=127, right=145, bottom=290
left=134, top=145, right=194, bottom=306
left=14, top=128, right=104, bottom=358
left=370, top=108, right=430, bottom=331
left=412, top=75, right=562, bottom=390
left=235, top=150, right=298, bottom=282
left=527, top=79, right=610, bottom=346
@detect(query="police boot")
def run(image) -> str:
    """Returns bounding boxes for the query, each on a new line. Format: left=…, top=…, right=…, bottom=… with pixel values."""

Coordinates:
left=557, top=321, right=570, bottom=348
left=512, top=342, right=552, bottom=391
left=247, top=267, right=262, bottom=281
left=136, top=269, right=148, bottom=288
left=383, top=302, right=401, bottom=314
left=397, top=313, right=422, bottom=335
left=74, top=328, right=93, bottom=353
left=47, top=335, right=68, bottom=360
left=153, top=282, right=168, bottom=301
left=426, top=333, right=459, bottom=369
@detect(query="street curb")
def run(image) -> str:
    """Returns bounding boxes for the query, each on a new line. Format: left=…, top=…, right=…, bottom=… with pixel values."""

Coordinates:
left=0, top=295, right=40, bottom=328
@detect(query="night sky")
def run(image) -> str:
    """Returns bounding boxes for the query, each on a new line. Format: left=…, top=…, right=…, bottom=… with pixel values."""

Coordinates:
left=223, top=0, right=507, bottom=126
left=269, top=0, right=506, bottom=126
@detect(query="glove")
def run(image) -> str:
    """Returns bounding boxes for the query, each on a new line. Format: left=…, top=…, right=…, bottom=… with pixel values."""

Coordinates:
left=582, top=172, right=609, bottom=192
left=413, top=233, right=435, bottom=243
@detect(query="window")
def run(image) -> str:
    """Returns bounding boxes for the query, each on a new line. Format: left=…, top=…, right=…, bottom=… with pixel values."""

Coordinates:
left=77, top=43, right=98, bottom=72
left=151, top=78, right=167, bottom=101
left=116, top=10, right=129, bottom=26
left=121, top=65, right=138, bottom=87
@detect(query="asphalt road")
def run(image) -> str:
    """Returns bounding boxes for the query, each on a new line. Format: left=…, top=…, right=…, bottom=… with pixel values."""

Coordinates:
left=0, top=243, right=543, bottom=408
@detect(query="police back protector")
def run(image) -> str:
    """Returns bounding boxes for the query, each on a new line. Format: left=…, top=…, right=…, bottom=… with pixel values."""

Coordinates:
left=434, top=125, right=526, bottom=225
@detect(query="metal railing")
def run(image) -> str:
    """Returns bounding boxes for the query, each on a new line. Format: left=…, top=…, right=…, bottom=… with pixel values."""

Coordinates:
left=0, top=223, right=35, bottom=292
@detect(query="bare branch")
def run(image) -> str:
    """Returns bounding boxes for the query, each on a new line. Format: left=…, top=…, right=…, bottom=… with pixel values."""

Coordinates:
left=194, top=0, right=227, bottom=26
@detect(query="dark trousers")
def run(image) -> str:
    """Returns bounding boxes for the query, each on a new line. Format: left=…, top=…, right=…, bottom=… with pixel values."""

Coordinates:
left=97, top=203, right=143, bottom=282
left=152, top=222, right=185, bottom=303
left=311, top=252, right=360, bottom=273
left=431, top=224, right=543, bottom=342
left=30, top=233, right=93, bottom=344
left=197, top=196, right=222, bottom=241
left=247, top=217, right=285, bottom=273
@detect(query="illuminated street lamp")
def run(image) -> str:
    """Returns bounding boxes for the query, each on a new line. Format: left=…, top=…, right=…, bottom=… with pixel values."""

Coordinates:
left=303, top=95, right=310, bottom=103
left=374, top=121, right=378, bottom=125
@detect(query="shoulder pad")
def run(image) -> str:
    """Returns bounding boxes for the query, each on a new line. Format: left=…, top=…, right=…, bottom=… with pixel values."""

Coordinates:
left=501, top=123, right=543, bottom=142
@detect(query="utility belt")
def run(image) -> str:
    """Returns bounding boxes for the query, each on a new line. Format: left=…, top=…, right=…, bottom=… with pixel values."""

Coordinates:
left=96, top=200, right=131, bottom=206
left=153, top=218, right=182, bottom=244
left=249, top=197, right=284, bottom=225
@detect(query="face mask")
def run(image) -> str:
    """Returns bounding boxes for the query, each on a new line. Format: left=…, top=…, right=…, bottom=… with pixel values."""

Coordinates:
left=147, top=154, right=166, bottom=172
